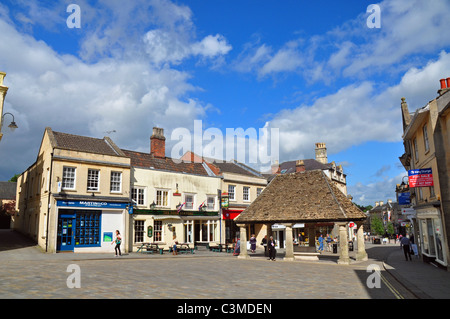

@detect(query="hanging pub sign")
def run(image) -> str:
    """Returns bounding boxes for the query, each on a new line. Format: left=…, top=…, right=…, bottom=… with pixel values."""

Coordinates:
left=147, top=225, right=153, bottom=238
left=221, top=194, right=229, bottom=209
left=408, top=168, right=433, bottom=187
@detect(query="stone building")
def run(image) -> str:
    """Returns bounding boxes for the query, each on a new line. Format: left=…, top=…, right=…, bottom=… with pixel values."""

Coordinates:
left=14, top=128, right=131, bottom=253
left=399, top=79, right=450, bottom=268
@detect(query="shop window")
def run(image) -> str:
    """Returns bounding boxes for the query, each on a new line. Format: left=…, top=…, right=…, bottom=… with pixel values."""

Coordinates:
left=134, top=220, right=145, bottom=243
left=74, top=211, right=101, bottom=247
left=154, top=220, right=162, bottom=241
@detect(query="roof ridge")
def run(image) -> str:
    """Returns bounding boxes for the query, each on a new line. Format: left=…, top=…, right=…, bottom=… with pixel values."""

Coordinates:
left=321, top=170, right=348, bottom=219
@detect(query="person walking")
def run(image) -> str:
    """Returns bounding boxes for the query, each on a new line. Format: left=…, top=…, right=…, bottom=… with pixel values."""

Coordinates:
left=267, top=236, right=277, bottom=261
left=112, top=230, right=122, bottom=257
left=250, top=234, right=257, bottom=253
left=318, top=234, right=324, bottom=253
left=172, top=235, right=178, bottom=255
left=400, top=235, right=412, bottom=261
left=261, top=235, right=268, bottom=257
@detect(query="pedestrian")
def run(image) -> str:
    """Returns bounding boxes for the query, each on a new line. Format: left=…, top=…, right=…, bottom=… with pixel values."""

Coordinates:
left=112, top=230, right=122, bottom=257
left=250, top=234, right=257, bottom=253
left=267, top=235, right=276, bottom=261
left=326, top=234, right=332, bottom=252
left=172, top=235, right=178, bottom=255
left=261, top=235, right=268, bottom=257
left=400, top=235, right=412, bottom=261
left=318, top=234, right=324, bottom=253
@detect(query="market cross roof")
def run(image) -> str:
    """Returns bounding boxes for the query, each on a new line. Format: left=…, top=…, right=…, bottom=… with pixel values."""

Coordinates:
left=234, top=169, right=367, bottom=224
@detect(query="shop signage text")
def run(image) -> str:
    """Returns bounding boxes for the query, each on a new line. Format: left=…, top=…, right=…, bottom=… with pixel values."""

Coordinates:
left=408, top=168, right=433, bottom=187
left=57, top=200, right=128, bottom=209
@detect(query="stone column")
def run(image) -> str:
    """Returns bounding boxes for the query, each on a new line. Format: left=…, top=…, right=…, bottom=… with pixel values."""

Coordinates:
left=356, top=221, right=368, bottom=261
left=306, top=224, right=316, bottom=249
left=337, top=223, right=350, bottom=264
left=283, top=223, right=295, bottom=261
left=237, top=224, right=249, bottom=259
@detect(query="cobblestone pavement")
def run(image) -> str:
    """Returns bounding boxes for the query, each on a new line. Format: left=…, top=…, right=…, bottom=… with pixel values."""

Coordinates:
left=0, top=230, right=414, bottom=299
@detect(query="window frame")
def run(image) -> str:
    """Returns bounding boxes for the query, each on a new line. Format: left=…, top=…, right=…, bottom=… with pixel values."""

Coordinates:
left=87, top=169, right=100, bottom=192
left=110, top=171, right=122, bottom=193
left=228, top=185, right=236, bottom=201
left=62, top=166, right=76, bottom=190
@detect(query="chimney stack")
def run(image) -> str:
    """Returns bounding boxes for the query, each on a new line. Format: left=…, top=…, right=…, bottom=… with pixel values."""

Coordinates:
left=315, top=143, right=328, bottom=164
left=150, top=127, right=166, bottom=158
left=295, top=160, right=305, bottom=173
left=271, top=160, right=280, bottom=174
left=438, top=78, right=450, bottom=96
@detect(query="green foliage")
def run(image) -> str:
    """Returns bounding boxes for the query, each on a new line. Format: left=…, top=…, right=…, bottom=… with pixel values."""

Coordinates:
left=371, top=216, right=385, bottom=236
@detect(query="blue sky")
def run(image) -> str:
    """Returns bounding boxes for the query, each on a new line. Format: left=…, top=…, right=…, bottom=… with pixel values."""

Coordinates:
left=0, top=0, right=450, bottom=206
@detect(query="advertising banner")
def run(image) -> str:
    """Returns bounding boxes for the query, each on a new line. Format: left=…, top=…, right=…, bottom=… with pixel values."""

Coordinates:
left=408, top=168, right=433, bottom=187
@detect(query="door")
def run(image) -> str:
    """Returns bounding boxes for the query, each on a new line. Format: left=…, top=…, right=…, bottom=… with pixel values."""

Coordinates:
left=57, top=214, right=76, bottom=252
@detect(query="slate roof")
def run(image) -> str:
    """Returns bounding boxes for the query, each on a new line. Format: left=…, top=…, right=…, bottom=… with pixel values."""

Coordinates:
left=49, top=129, right=125, bottom=157
left=0, top=182, right=16, bottom=200
left=211, top=161, right=264, bottom=178
left=122, top=149, right=211, bottom=176
left=234, top=170, right=367, bottom=224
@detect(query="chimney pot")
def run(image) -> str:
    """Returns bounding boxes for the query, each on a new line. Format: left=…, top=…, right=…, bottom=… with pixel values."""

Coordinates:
left=440, top=79, right=447, bottom=89
left=447, top=77, right=450, bottom=89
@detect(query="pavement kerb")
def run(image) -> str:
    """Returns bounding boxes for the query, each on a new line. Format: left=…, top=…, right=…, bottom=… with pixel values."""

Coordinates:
left=382, top=251, right=433, bottom=299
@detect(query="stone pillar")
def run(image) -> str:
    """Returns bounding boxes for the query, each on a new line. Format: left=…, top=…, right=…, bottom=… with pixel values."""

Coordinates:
left=307, top=224, right=316, bottom=249
left=283, top=223, right=295, bottom=261
left=337, top=223, right=350, bottom=264
left=237, top=224, right=249, bottom=259
left=356, top=221, right=368, bottom=261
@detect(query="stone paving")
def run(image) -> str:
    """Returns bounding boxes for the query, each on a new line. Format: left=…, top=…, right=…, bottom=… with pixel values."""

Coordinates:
left=0, top=230, right=414, bottom=300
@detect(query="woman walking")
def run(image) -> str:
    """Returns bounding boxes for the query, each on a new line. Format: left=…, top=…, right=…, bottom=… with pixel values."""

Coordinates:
left=250, top=234, right=257, bottom=253
left=112, top=230, right=122, bottom=257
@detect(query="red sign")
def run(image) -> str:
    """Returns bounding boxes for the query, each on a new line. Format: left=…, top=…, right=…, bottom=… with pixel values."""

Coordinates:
left=408, top=168, right=433, bottom=187
left=349, top=222, right=355, bottom=228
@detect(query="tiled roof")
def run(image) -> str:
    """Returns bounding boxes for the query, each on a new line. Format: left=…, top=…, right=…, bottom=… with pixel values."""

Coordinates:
left=50, top=130, right=124, bottom=157
left=212, top=161, right=264, bottom=178
left=0, top=182, right=16, bottom=200
left=122, top=149, right=211, bottom=176
left=235, top=170, right=367, bottom=224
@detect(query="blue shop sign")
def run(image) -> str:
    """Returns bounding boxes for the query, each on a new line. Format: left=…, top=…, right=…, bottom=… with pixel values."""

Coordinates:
left=398, top=192, right=411, bottom=205
left=57, top=200, right=128, bottom=209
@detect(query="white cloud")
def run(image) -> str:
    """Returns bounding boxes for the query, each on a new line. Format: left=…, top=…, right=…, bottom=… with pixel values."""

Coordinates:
left=265, top=50, right=450, bottom=163
left=0, top=1, right=227, bottom=179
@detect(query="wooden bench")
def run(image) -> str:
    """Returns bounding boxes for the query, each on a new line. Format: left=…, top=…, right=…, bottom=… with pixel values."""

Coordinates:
left=293, top=246, right=320, bottom=261
left=137, top=243, right=160, bottom=254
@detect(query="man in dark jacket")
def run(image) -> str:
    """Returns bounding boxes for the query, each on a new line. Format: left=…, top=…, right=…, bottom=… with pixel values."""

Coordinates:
left=267, top=236, right=277, bottom=261
left=400, top=235, right=412, bottom=261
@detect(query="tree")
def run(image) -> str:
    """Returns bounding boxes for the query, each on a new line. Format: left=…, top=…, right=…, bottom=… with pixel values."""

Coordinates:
left=371, top=216, right=385, bottom=237
left=9, top=174, right=19, bottom=182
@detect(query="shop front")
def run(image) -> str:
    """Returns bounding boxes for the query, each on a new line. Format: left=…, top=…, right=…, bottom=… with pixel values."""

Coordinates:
left=222, top=209, right=242, bottom=244
left=56, top=199, right=128, bottom=253
left=416, top=206, right=448, bottom=266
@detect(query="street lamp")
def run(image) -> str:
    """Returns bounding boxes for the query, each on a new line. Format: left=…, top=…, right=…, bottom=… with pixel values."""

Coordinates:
left=0, top=112, right=18, bottom=141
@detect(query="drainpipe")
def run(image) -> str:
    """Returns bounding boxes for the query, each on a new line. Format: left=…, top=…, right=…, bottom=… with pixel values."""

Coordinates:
left=45, top=152, right=54, bottom=252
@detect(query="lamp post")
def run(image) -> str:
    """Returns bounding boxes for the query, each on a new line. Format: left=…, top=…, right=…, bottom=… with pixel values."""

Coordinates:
left=0, top=72, right=18, bottom=142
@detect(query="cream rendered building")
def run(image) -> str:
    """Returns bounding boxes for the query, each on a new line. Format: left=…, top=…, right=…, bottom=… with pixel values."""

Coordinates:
left=14, top=128, right=131, bottom=253
left=123, top=128, right=222, bottom=252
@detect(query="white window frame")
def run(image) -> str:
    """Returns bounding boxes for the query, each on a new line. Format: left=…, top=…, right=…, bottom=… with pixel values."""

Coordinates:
left=87, top=169, right=100, bottom=192
left=155, top=189, right=169, bottom=207
left=62, top=167, right=76, bottom=190
left=207, top=196, right=215, bottom=210
left=154, top=220, right=163, bottom=242
left=134, top=220, right=145, bottom=243
left=110, top=171, right=122, bottom=193
left=243, top=186, right=250, bottom=202
left=132, top=187, right=146, bottom=206
left=184, top=193, right=195, bottom=210
left=228, top=185, right=236, bottom=201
